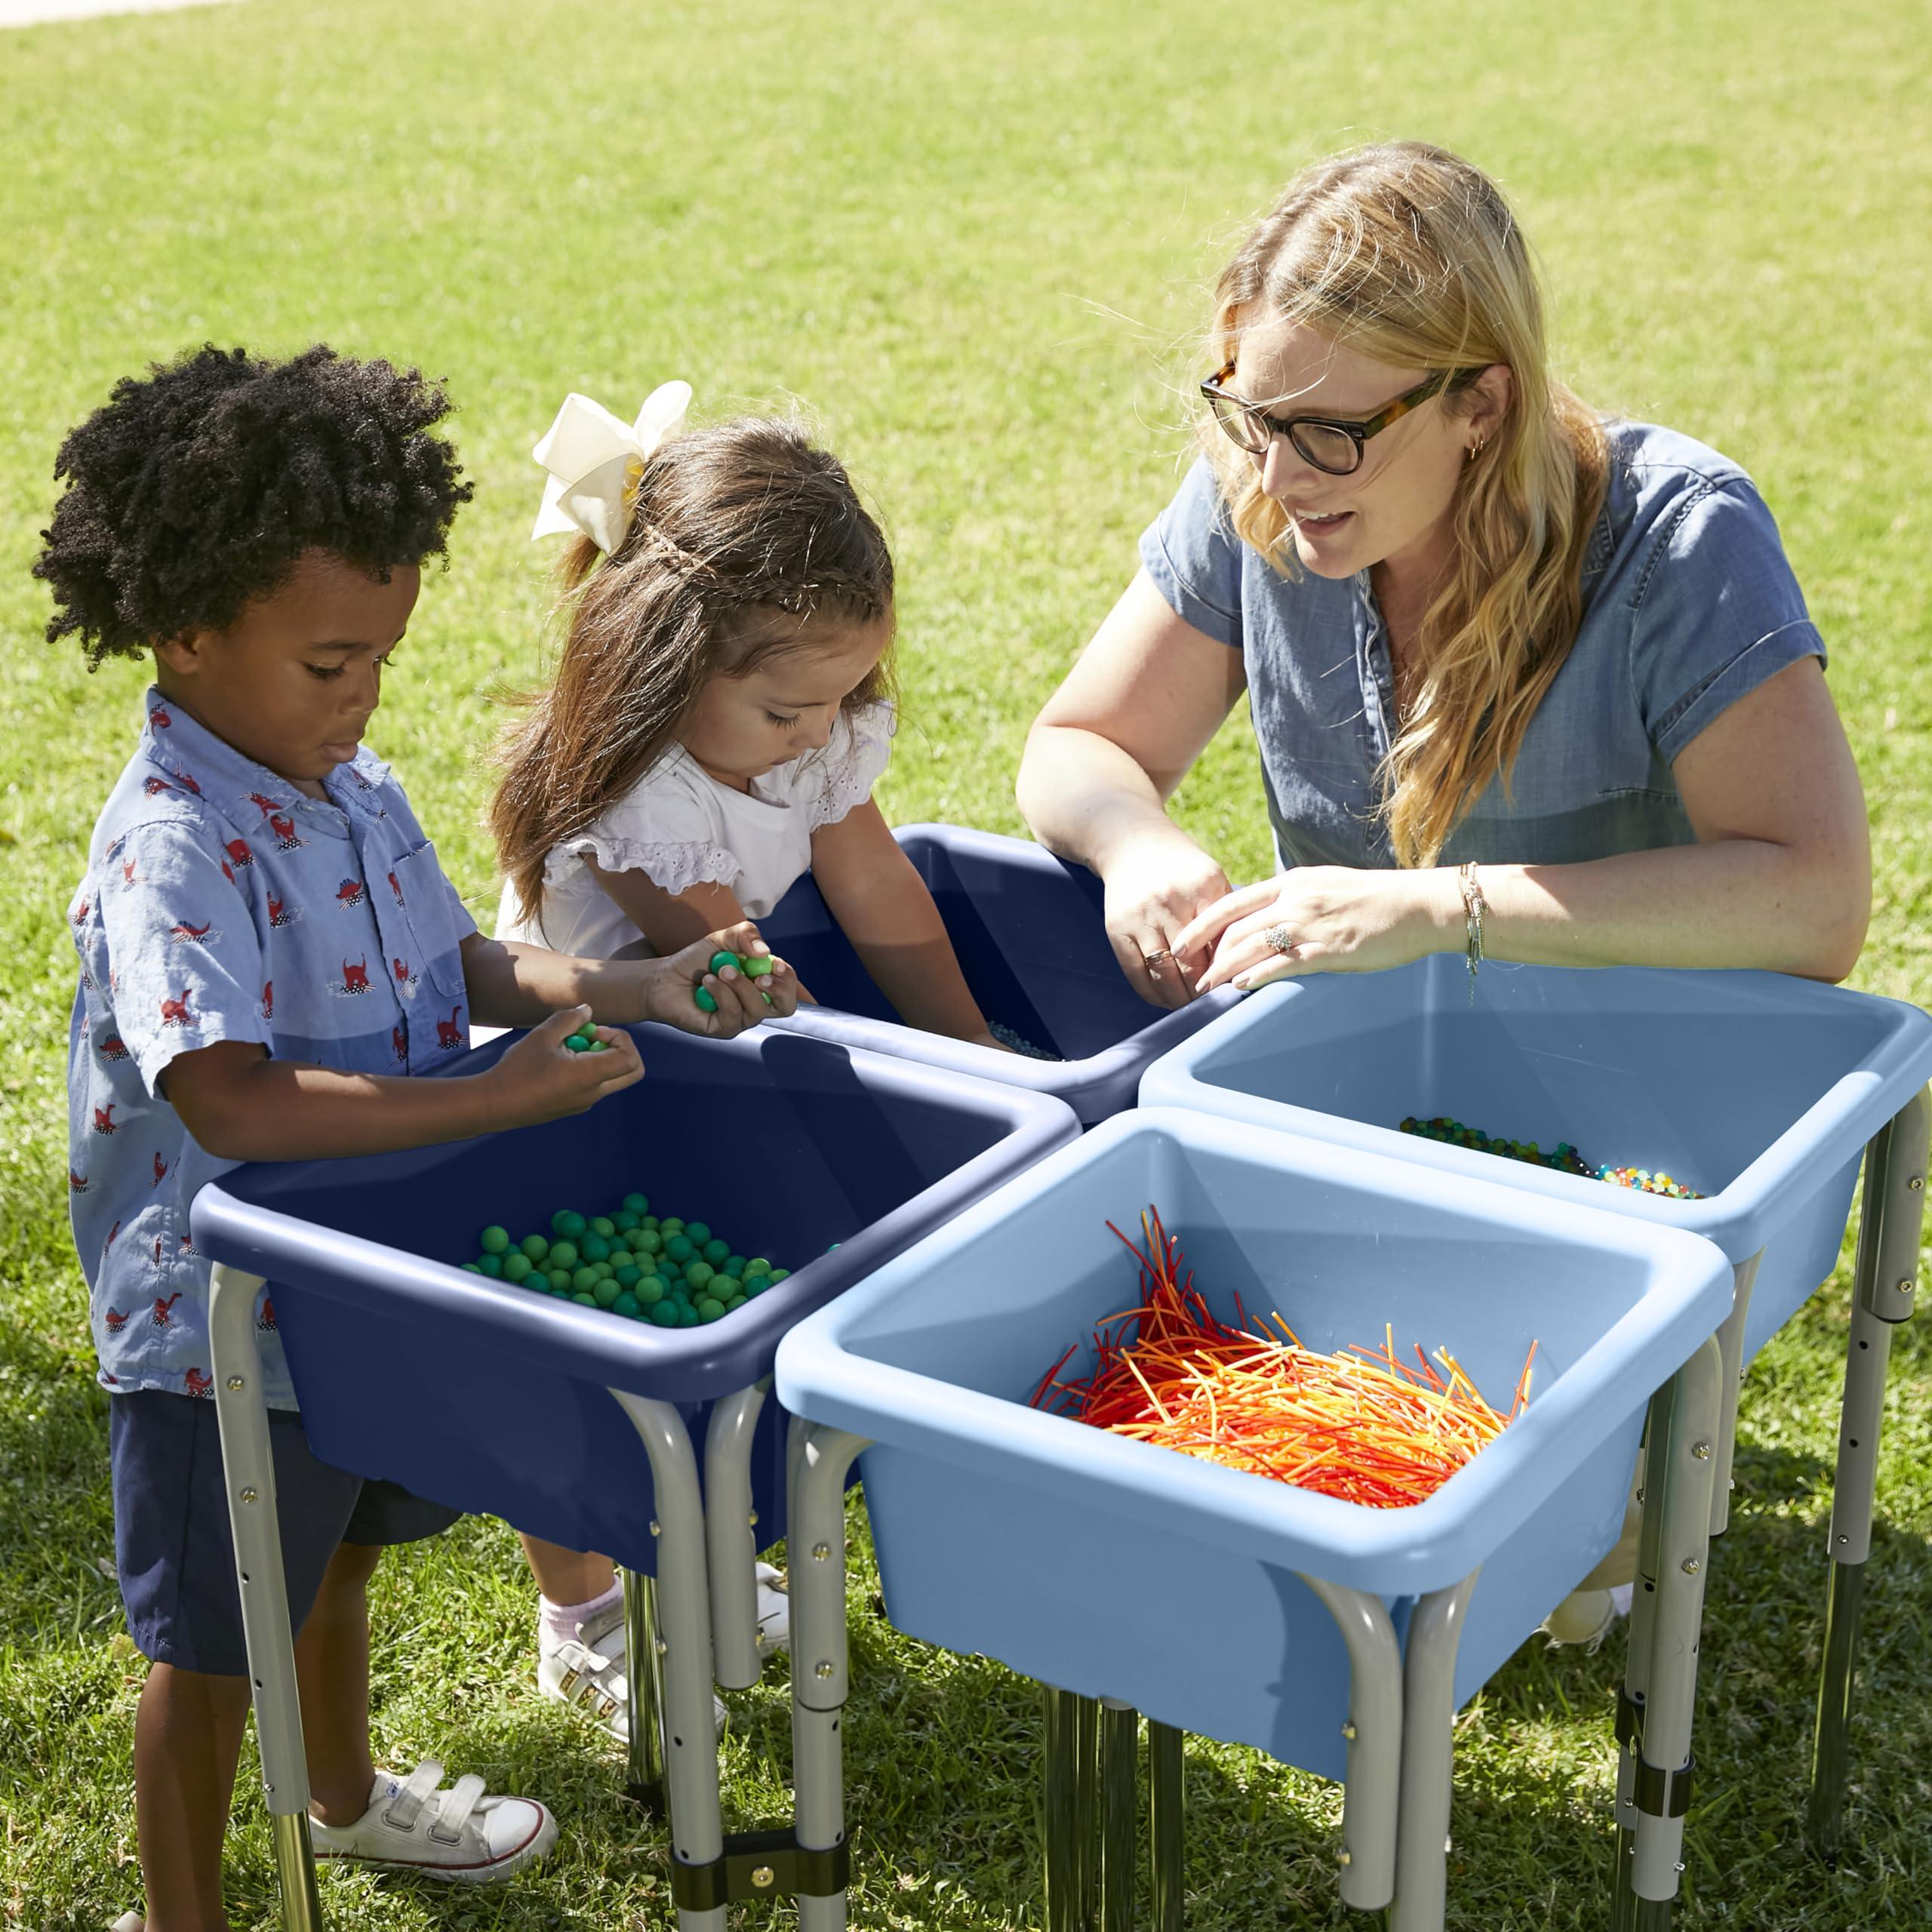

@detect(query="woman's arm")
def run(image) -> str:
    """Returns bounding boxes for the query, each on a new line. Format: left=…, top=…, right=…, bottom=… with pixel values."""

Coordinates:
left=1016, top=569, right=1249, bottom=1006
left=1187, top=658, right=1871, bottom=988
left=808, top=801, right=998, bottom=1044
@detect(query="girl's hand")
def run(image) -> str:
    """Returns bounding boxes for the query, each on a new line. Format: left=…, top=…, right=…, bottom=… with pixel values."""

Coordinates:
left=1183, top=868, right=1458, bottom=992
left=488, top=1007, right=645, bottom=1124
left=1098, top=826, right=1234, bottom=1010
left=636, top=924, right=801, bottom=1035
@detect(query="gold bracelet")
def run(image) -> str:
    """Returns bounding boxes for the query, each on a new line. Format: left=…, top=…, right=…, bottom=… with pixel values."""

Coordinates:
left=1458, top=860, right=1487, bottom=983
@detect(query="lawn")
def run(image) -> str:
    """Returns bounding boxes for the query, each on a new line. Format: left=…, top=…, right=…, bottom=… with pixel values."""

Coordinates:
left=2, top=0, right=1930, bottom=1925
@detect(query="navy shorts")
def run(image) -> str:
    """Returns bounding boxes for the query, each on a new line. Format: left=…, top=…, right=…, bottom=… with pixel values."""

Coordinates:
left=109, top=1389, right=462, bottom=1677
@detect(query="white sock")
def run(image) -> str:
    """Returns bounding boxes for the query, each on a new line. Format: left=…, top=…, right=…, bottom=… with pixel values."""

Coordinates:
left=538, top=1580, right=622, bottom=1652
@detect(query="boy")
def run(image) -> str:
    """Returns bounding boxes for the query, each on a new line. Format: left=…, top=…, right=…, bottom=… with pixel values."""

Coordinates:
left=38, top=343, right=792, bottom=1930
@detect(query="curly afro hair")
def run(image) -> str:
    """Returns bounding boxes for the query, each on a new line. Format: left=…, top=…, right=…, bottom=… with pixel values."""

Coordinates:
left=35, top=343, right=475, bottom=666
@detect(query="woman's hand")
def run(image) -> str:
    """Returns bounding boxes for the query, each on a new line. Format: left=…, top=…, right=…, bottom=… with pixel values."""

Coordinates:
left=488, top=1007, right=645, bottom=1124
left=1100, top=825, right=1235, bottom=1010
left=632, top=924, right=800, bottom=1035
left=1181, top=867, right=1457, bottom=992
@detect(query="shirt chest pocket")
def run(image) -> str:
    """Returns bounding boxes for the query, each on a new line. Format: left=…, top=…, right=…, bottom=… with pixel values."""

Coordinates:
left=386, top=844, right=469, bottom=1000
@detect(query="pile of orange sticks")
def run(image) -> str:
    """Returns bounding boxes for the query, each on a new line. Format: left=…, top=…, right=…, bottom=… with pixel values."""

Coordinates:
left=1028, top=1208, right=1537, bottom=1509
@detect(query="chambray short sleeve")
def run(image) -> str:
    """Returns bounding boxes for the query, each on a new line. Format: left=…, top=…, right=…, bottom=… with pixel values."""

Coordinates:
left=94, top=820, right=269, bottom=1097
left=1139, top=457, right=1245, bottom=650
left=1631, top=477, right=1826, bottom=765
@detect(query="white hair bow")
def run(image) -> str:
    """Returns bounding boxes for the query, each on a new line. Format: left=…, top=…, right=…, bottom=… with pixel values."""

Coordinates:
left=530, top=380, right=694, bottom=554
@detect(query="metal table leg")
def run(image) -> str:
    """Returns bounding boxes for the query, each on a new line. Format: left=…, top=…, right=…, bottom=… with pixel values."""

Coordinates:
left=1612, top=1409, right=1663, bottom=1932
left=1808, top=1088, right=1929, bottom=1861
left=704, top=1383, right=769, bottom=1690
left=1043, top=1687, right=1095, bottom=1932
left=610, top=1391, right=724, bottom=1932
left=1301, top=1576, right=1404, bottom=1912
left=622, top=1567, right=669, bottom=1813
left=1388, top=1571, right=1480, bottom=1932
left=208, top=1262, right=325, bottom=1932
left=1627, top=1337, right=1723, bottom=1927
left=791, top=1423, right=868, bottom=1932
left=1097, top=1699, right=1137, bottom=1932
left=1708, top=1252, right=1760, bottom=1540
left=1146, top=1721, right=1184, bottom=1932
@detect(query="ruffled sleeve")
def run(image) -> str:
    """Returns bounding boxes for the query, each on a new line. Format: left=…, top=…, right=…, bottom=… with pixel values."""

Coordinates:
left=804, top=701, right=896, bottom=833
left=546, top=753, right=745, bottom=899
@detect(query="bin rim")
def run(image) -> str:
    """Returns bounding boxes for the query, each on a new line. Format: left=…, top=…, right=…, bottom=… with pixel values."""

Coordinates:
left=189, top=1024, right=1081, bottom=1403
left=1139, top=966, right=1932, bottom=1262
left=776, top=1106, right=1734, bottom=1596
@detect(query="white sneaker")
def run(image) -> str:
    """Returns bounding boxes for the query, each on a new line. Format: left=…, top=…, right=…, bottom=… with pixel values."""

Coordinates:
left=1542, top=1581, right=1635, bottom=1651
left=755, top=1561, right=790, bottom=1656
left=309, top=1761, right=557, bottom=1882
left=539, top=1593, right=729, bottom=1741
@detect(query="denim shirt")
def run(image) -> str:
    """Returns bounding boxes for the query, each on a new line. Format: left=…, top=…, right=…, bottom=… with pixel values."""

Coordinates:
left=1140, top=422, right=1826, bottom=869
left=66, top=691, right=477, bottom=1409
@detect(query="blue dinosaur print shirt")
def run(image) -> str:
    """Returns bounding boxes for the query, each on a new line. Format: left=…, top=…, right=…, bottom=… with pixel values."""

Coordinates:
left=66, top=690, right=477, bottom=1410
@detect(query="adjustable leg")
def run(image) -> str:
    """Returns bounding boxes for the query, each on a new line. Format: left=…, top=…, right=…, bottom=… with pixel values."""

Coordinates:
left=1146, top=1721, right=1183, bottom=1932
left=1707, top=1253, right=1760, bottom=1539
left=791, top=1424, right=867, bottom=1932
left=1073, top=1691, right=1100, bottom=1930
left=609, top=1391, right=724, bottom=1932
left=622, top=1567, right=669, bottom=1814
left=1626, top=1338, right=1723, bottom=1929
left=1097, top=1700, right=1137, bottom=1932
left=703, top=1383, right=769, bottom=1690
left=1300, top=1576, right=1404, bottom=1912
left=1389, top=1571, right=1480, bottom=1932
left=1042, top=1687, right=1096, bottom=1932
left=1808, top=1088, right=1929, bottom=1862
left=208, top=1263, right=325, bottom=1932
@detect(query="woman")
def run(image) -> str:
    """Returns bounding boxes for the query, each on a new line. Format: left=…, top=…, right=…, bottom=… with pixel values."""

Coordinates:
left=1016, top=141, right=1869, bottom=1007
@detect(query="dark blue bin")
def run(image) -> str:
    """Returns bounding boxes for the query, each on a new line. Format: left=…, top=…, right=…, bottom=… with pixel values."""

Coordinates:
left=190, top=1025, right=1078, bottom=1575
left=758, top=823, right=1237, bottom=1124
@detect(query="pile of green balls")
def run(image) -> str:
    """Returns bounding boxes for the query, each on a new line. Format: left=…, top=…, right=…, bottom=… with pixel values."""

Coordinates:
left=460, top=1192, right=791, bottom=1325
left=694, top=949, right=775, bottom=1014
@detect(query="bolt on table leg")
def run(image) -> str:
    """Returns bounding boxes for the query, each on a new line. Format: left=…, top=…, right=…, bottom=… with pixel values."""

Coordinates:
left=1300, top=1575, right=1402, bottom=1911
left=792, top=1425, right=867, bottom=1932
left=1146, top=1721, right=1184, bottom=1932
left=622, top=1567, right=669, bottom=1813
left=704, top=1383, right=769, bottom=1690
left=1807, top=1088, right=1928, bottom=1860
left=208, top=1264, right=325, bottom=1932
left=1630, top=1338, right=1723, bottom=1913
left=1389, top=1571, right=1480, bottom=1932
left=610, top=1390, right=724, bottom=1932
left=1097, top=1700, right=1137, bottom=1932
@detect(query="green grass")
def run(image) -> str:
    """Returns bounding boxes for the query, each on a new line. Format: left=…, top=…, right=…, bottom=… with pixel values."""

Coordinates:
left=2, top=0, right=1930, bottom=1924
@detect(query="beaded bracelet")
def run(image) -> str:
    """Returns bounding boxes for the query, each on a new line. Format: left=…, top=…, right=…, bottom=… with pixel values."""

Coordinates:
left=1457, top=860, right=1487, bottom=983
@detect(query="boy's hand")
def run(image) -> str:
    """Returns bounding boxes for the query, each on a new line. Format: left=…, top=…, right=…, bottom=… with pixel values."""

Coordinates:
left=488, top=1006, right=644, bottom=1124
left=637, top=925, right=800, bottom=1036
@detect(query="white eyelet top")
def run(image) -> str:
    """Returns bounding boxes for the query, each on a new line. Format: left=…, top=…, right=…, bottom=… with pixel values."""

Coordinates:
left=496, top=702, right=894, bottom=959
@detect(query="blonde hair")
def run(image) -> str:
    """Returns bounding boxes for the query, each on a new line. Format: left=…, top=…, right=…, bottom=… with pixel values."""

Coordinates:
left=490, top=417, right=896, bottom=930
left=1207, top=140, right=1607, bottom=868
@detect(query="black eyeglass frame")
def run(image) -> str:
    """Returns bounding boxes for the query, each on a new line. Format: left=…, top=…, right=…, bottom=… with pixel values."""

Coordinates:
left=1200, top=363, right=1483, bottom=475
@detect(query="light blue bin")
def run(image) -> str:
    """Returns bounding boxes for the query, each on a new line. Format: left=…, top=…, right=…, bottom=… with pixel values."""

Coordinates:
left=775, top=1107, right=1731, bottom=1781
left=1140, top=957, right=1932, bottom=1364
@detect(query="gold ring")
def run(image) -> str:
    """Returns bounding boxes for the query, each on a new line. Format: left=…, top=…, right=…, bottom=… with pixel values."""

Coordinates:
left=1143, top=948, right=1173, bottom=966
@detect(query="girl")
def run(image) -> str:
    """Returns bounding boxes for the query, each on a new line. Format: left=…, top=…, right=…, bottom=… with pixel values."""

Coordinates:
left=490, top=389, right=1006, bottom=1734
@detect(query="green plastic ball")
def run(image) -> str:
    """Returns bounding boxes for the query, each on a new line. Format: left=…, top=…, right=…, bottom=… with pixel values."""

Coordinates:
left=548, top=1269, right=573, bottom=1292
left=685, top=1221, right=712, bottom=1247
left=591, top=1261, right=614, bottom=1280
left=684, top=1261, right=715, bottom=1291
left=592, top=1277, right=622, bottom=1309
left=678, top=1303, right=703, bottom=1327
left=612, top=1292, right=641, bottom=1318
left=614, top=1263, right=641, bottom=1288
left=743, top=1275, right=768, bottom=1296
left=723, top=1254, right=746, bottom=1277
left=639, top=1214, right=660, bottom=1231
left=548, top=1240, right=579, bottom=1271
left=695, top=1297, right=726, bottom=1322
left=702, top=1237, right=730, bottom=1266
left=479, top=1225, right=509, bottom=1254
left=635, top=1275, right=665, bottom=1306
left=745, top=1257, right=771, bottom=1276
left=572, top=1266, right=600, bottom=1294
left=622, top=1192, right=650, bottom=1214
left=565, top=1035, right=587, bottom=1054
left=632, top=1228, right=663, bottom=1255
left=614, top=1211, right=639, bottom=1232
left=768, top=1269, right=789, bottom=1284
left=659, top=1217, right=684, bottom=1235
left=694, top=986, right=718, bottom=1014
left=648, top=1300, right=680, bottom=1327
left=460, top=1262, right=483, bottom=1274
left=520, top=1233, right=550, bottom=1262
left=589, top=1216, right=615, bottom=1238
left=708, top=949, right=739, bottom=977
left=503, top=1253, right=533, bottom=1284
left=724, top=1294, right=746, bottom=1312
left=573, top=1292, right=598, bottom=1307
left=742, top=953, right=774, bottom=979
left=665, top=1234, right=694, bottom=1262
left=549, top=1209, right=581, bottom=1238
left=580, top=1232, right=611, bottom=1263
left=476, top=1253, right=503, bottom=1277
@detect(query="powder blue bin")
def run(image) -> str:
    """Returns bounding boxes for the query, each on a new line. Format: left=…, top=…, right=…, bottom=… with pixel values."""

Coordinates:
left=759, top=823, right=1237, bottom=1124
left=1140, top=958, right=1932, bottom=1366
left=775, top=1106, right=1731, bottom=1780
left=190, top=1024, right=1079, bottom=1574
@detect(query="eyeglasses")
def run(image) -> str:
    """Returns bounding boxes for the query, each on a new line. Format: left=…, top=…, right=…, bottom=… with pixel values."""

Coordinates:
left=1200, top=363, right=1481, bottom=475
